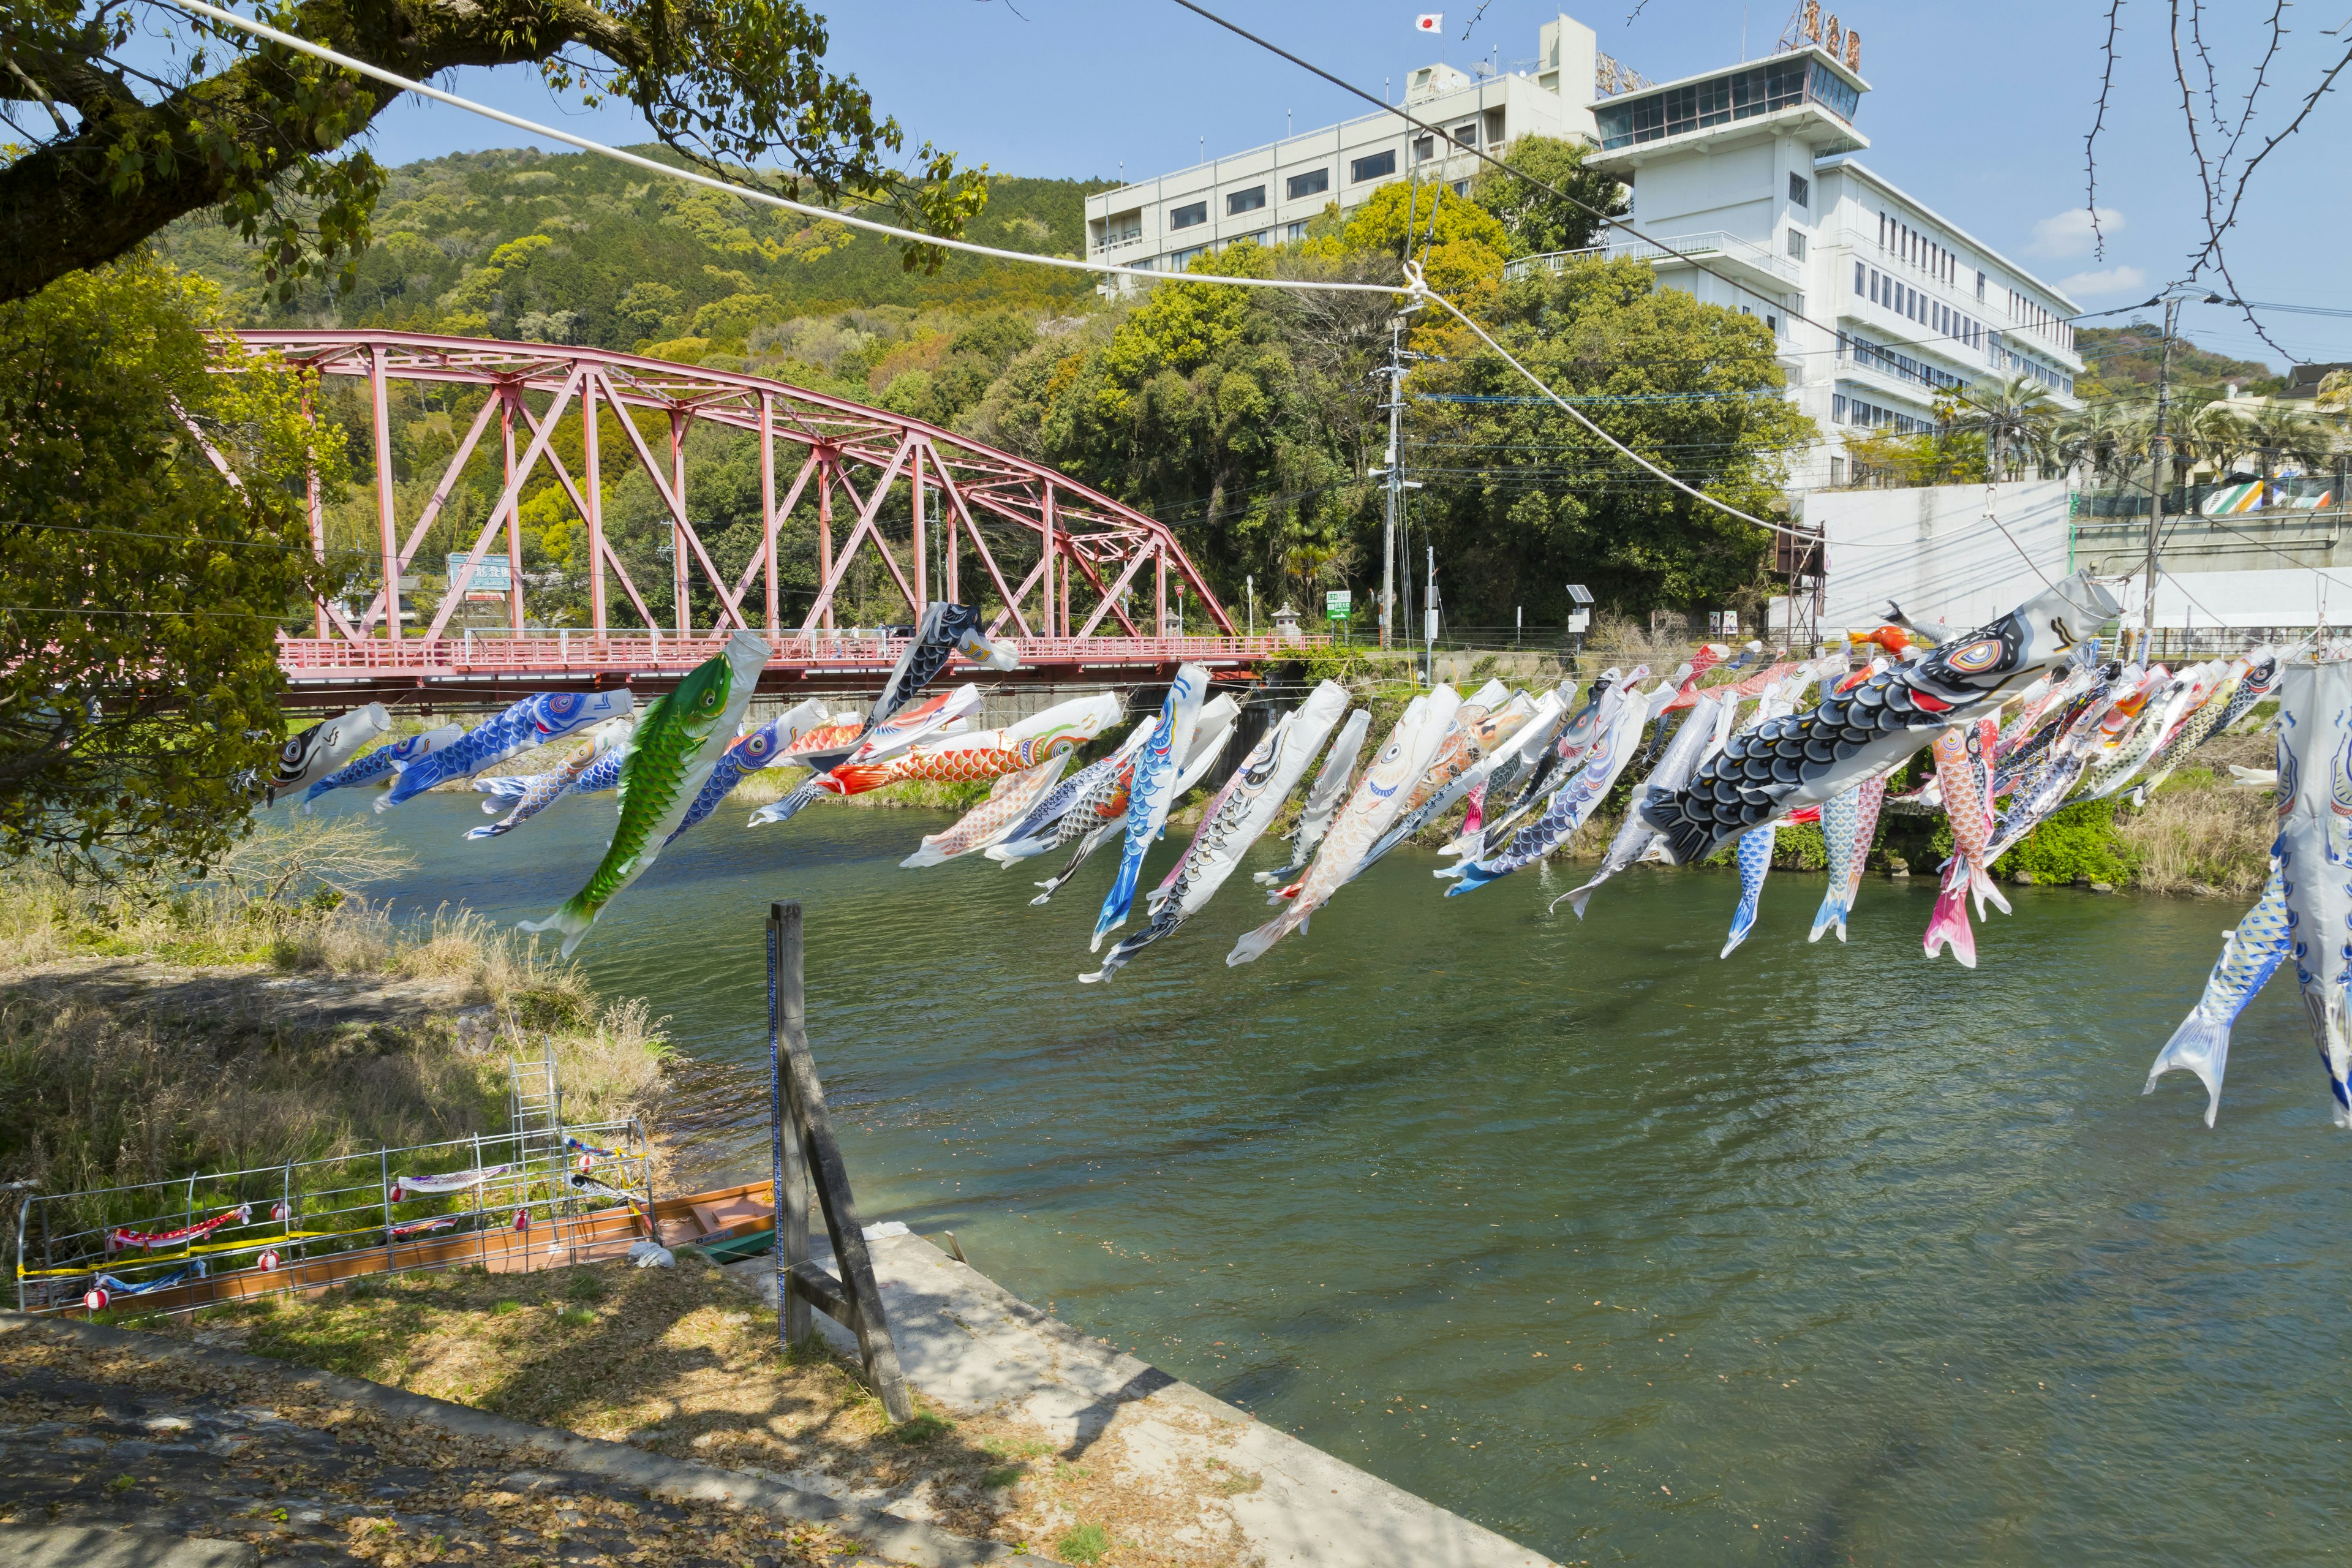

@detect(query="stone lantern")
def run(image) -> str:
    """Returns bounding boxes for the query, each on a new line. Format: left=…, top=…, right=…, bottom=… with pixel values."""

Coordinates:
left=1272, top=602, right=1302, bottom=644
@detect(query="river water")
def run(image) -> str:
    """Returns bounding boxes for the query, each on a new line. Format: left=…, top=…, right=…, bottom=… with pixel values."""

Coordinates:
left=348, top=786, right=2349, bottom=1565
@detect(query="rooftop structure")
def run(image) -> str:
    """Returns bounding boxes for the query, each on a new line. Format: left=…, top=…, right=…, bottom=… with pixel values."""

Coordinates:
left=1084, top=14, right=1605, bottom=281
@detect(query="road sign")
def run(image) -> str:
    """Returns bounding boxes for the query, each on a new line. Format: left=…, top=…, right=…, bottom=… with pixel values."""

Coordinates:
left=448, top=552, right=513, bottom=597
left=1325, top=590, right=1352, bottom=619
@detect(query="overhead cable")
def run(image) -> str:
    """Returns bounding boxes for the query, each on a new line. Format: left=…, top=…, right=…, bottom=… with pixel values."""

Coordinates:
left=154, top=0, right=1407, bottom=298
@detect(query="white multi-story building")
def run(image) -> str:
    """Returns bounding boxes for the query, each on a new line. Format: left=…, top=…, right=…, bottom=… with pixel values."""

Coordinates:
left=1087, top=13, right=2087, bottom=495
left=1562, top=43, right=2084, bottom=488
left=1084, top=15, right=1604, bottom=276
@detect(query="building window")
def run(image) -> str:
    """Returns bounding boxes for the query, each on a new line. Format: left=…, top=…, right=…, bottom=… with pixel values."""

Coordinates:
left=1451, top=120, right=1479, bottom=145
left=1451, top=179, right=1469, bottom=197
left=1285, top=168, right=1329, bottom=200
left=1830, top=456, right=1845, bottom=485
left=1167, top=245, right=1207, bottom=271
left=1594, top=56, right=1851, bottom=148
left=1787, top=228, right=1807, bottom=260
left=1831, top=394, right=1847, bottom=423
left=1286, top=221, right=1308, bottom=241
left=1789, top=172, right=1810, bottom=208
left=1226, top=185, right=1266, bottom=216
left=1854, top=260, right=1865, bottom=295
left=1169, top=200, right=1207, bottom=230
left=1351, top=149, right=1397, bottom=182
left=1414, top=135, right=1436, bottom=162
left=1976, top=270, right=1986, bottom=301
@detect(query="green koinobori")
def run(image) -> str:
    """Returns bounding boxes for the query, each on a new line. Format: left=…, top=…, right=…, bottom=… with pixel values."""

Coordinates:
left=520, top=631, right=769, bottom=956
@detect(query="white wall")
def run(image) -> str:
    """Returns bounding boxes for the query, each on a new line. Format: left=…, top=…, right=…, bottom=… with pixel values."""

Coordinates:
left=2125, top=568, right=2351, bottom=630
left=1806, top=480, right=2071, bottom=634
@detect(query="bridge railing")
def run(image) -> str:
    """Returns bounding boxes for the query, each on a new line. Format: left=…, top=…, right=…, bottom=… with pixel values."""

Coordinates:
left=277, top=630, right=1329, bottom=679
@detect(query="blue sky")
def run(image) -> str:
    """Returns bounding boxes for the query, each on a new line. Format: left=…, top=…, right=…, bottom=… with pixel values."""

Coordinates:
left=357, top=0, right=2352, bottom=371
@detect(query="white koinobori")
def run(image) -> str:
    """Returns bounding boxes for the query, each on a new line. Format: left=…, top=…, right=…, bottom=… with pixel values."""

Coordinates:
left=1229, top=684, right=1461, bottom=964
left=2275, top=657, right=2352, bottom=1127
left=1084, top=680, right=1353, bottom=982
left=1091, top=665, right=1213, bottom=950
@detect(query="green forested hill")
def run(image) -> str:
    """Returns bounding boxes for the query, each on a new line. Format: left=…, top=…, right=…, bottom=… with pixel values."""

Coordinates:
left=2076, top=323, right=2277, bottom=399
left=161, top=145, right=1109, bottom=351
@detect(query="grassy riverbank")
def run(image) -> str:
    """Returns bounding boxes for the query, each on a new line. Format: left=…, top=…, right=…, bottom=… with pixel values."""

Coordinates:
left=0, top=820, right=668, bottom=1261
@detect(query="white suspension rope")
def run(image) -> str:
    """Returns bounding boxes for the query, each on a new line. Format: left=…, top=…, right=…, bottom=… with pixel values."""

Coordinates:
left=156, top=0, right=1410, bottom=298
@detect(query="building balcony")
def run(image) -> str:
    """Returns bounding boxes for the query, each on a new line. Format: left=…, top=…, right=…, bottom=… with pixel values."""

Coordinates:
left=1507, top=228, right=1802, bottom=290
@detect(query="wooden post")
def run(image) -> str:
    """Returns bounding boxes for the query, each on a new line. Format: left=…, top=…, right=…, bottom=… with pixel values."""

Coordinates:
left=767, top=900, right=913, bottom=1421
left=767, top=905, right=813, bottom=1347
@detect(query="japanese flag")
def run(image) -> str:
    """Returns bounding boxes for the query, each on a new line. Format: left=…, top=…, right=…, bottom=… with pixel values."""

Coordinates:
left=1415, top=13, right=1442, bottom=31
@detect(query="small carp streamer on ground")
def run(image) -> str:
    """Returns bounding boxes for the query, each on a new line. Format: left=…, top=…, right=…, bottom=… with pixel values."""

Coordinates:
left=270, top=571, right=2352, bottom=1134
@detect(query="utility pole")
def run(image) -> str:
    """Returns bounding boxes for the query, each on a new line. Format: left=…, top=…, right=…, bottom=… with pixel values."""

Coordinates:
left=1379, top=317, right=1408, bottom=650
left=2141, top=295, right=2180, bottom=653
left=1424, top=544, right=1438, bottom=684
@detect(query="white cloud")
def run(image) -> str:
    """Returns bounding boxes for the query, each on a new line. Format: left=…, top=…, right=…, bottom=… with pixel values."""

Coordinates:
left=2057, top=265, right=2149, bottom=298
left=2027, top=206, right=2125, bottom=260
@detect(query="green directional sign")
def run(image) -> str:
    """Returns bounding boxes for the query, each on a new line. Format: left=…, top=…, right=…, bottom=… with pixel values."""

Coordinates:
left=1325, top=590, right=1352, bottom=620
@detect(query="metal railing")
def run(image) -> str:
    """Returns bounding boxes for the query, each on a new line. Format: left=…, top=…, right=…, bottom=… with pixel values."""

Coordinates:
left=13, top=1116, right=650, bottom=1318
left=1507, top=229, right=1801, bottom=287
left=279, top=630, right=1330, bottom=680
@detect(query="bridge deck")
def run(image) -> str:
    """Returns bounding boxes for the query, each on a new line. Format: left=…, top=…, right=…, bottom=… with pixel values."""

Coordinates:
left=276, top=632, right=1322, bottom=710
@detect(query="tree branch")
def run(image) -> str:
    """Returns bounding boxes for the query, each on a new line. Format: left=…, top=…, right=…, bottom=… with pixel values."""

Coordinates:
left=0, top=0, right=649, bottom=303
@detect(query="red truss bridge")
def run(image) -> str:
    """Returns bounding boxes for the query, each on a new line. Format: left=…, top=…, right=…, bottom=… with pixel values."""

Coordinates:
left=226, top=331, right=1319, bottom=709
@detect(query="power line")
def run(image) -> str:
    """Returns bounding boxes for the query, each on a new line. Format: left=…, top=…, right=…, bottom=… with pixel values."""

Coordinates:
left=156, top=0, right=1407, bottom=301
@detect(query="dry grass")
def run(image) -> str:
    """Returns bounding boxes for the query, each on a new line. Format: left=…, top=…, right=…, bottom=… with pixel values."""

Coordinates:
left=0, top=834, right=668, bottom=1264
left=2118, top=773, right=2274, bottom=897
left=0, top=1328, right=863, bottom=1566
left=160, top=1255, right=1253, bottom=1564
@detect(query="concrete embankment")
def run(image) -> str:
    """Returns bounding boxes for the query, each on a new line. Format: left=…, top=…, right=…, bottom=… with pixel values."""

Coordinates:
left=725, top=1229, right=1556, bottom=1568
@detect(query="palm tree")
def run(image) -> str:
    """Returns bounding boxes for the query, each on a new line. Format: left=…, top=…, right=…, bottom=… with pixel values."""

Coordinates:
left=2179, top=404, right=2253, bottom=479
left=2056, top=402, right=2147, bottom=491
left=2241, top=405, right=2333, bottom=501
left=1946, top=374, right=2061, bottom=480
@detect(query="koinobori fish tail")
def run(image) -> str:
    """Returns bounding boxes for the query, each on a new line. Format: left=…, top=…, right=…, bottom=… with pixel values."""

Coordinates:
left=2146, top=856, right=2291, bottom=1126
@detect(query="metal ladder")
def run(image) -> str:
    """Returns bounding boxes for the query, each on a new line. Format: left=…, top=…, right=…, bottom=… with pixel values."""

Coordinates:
left=507, top=1054, right=563, bottom=1172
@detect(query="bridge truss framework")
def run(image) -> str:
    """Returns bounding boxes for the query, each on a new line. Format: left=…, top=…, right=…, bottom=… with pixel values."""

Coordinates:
left=224, top=332, right=1298, bottom=706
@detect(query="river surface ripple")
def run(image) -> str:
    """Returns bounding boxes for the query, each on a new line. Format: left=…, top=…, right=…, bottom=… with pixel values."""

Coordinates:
left=349, top=788, right=2350, bottom=1564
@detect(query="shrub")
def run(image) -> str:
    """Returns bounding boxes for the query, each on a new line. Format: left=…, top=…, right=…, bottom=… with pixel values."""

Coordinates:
left=1997, top=799, right=2133, bottom=886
